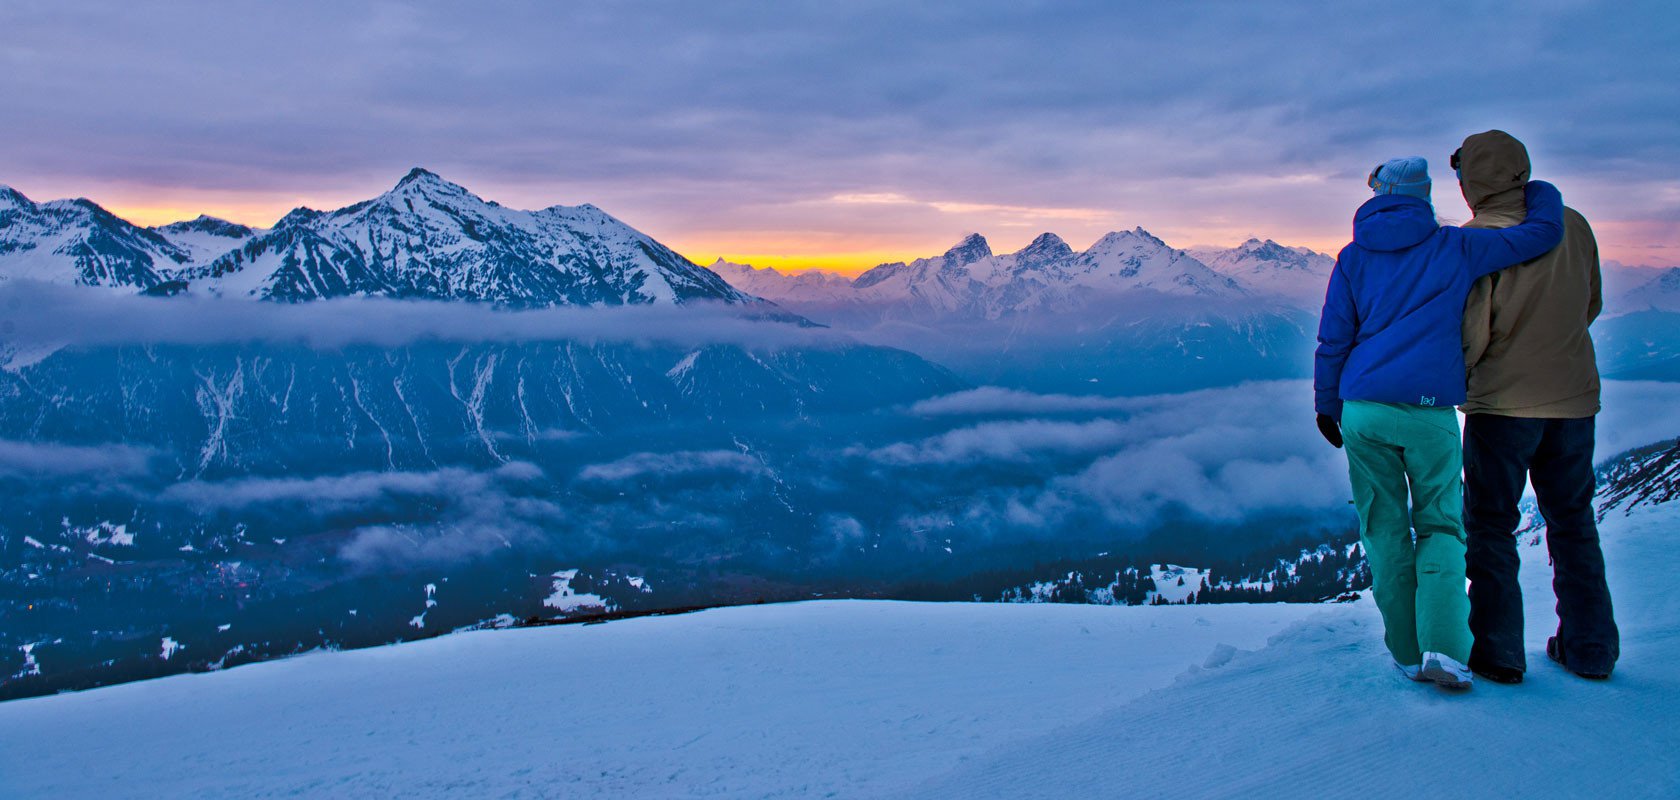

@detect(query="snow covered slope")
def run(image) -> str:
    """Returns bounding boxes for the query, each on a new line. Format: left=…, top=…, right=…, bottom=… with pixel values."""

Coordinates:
left=1190, top=237, right=1335, bottom=307
left=149, top=215, right=259, bottom=266
left=1612, top=266, right=1680, bottom=315
left=842, top=230, right=1242, bottom=319
left=0, top=185, right=190, bottom=290
left=3, top=467, right=1675, bottom=797
left=186, top=168, right=753, bottom=306
left=906, top=497, right=1680, bottom=799
left=0, top=597, right=1328, bottom=798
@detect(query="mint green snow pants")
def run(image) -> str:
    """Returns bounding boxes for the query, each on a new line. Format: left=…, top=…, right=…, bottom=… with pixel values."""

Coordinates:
left=1342, top=401, right=1474, bottom=667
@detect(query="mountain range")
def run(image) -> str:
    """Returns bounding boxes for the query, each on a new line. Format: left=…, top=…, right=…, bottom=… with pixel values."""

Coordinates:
left=1, top=169, right=751, bottom=307
left=712, top=230, right=1332, bottom=319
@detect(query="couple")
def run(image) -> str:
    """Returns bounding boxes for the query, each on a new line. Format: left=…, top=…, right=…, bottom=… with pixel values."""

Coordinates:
left=1313, top=130, right=1619, bottom=690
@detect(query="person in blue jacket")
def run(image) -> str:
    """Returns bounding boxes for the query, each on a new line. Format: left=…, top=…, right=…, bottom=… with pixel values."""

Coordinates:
left=1314, top=156, right=1564, bottom=690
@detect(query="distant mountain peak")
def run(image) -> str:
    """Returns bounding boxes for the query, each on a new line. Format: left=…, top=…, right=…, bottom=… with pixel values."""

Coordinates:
left=275, top=207, right=324, bottom=228
left=1017, top=232, right=1073, bottom=263
left=1089, top=228, right=1164, bottom=251
left=395, top=167, right=443, bottom=188
left=0, top=184, right=30, bottom=209
left=155, top=215, right=254, bottom=238
left=942, top=233, right=992, bottom=265
left=1128, top=226, right=1166, bottom=246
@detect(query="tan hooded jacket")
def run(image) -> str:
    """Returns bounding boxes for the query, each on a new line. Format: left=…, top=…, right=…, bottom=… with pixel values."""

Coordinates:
left=1459, top=130, right=1602, bottom=418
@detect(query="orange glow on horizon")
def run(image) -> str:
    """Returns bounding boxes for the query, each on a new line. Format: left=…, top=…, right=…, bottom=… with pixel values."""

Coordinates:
left=20, top=183, right=1672, bottom=272
left=681, top=251, right=927, bottom=276
left=103, top=204, right=290, bottom=229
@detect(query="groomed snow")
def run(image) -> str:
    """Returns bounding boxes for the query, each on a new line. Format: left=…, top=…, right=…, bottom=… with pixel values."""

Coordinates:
left=0, top=503, right=1675, bottom=798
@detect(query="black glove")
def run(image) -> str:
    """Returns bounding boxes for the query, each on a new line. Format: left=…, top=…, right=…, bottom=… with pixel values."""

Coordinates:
left=1316, top=413, right=1343, bottom=449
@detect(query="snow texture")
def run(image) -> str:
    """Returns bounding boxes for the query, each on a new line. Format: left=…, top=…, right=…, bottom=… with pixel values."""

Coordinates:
left=0, top=495, right=1675, bottom=797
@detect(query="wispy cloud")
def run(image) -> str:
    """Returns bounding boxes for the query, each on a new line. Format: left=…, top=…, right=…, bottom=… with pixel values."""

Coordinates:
left=161, top=462, right=561, bottom=568
left=830, top=192, right=1109, bottom=225
left=577, top=449, right=766, bottom=483
left=0, top=281, right=841, bottom=354
left=0, top=440, right=152, bottom=477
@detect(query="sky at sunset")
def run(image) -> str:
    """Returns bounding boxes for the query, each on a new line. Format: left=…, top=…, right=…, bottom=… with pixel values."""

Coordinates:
left=2, top=1, right=1677, bottom=273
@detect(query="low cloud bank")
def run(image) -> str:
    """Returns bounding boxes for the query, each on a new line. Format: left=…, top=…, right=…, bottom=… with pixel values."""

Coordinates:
left=577, top=449, right=766, bottom=483
left=162, top=461, right=562, bottom=568
left=0, top=440, right=153, bottom=477
left=20, top=379, right=1675, bottom=572
left=0, top=281, right=841, bottom=354
left=881, top=379, right=1680, bottom=537
left=875, top=381, right=1354, bottom=533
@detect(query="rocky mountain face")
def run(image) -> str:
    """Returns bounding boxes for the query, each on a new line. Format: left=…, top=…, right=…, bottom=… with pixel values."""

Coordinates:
left=0, top=339, right=963, bottom=477
left=181, top=169, right=753, bottom=306
left=1599, top=437, right=1680, bottom=518
left=0, top=184, right=189, bottom=290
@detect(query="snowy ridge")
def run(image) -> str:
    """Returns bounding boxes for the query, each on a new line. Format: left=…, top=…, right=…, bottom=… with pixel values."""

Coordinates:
left=1, top=171, right=755, bottom=307
left=150, top=215, right=260, bottom=267
left=0, top=184, right=188, bottom=290
left=712, top=231, right=1343, bottom=321
left=183, top=168, right=755, bottom=307
left=846, top=230, right=1243, bottom=319
left=1190, top=237, right=1336, bottom=306
left=708, top=258, right=860, bottom=305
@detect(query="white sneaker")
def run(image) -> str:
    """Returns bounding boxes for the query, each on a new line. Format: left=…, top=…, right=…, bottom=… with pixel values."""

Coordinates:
left=1420, top=652, right=1474, bottom=690
left=1394, top=660, right=1428, bottom=682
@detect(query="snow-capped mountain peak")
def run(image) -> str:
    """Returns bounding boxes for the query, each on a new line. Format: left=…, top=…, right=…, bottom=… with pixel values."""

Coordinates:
left=2, top=170, right=756, bottom=307
left=155, top=215, right=256, bottom=239
left=1069, top=227, right=1242, bottom=296
left=150, top=215, right=261, bottom=268
left=173, top=169, right=758, bottom=306
left=0, top=184, right=30, bottom=211
left=1190, top=237, right=1334, bottom=306
left=1016, top=232, right=1074, bottom=266
left=941, top=233, right=993, bottom=266
left=730, top=226, right=1252, bottom=318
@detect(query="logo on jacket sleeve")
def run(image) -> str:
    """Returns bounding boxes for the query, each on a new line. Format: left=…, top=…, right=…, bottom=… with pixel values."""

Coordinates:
left=1419, top=396, right=1436, bottom=406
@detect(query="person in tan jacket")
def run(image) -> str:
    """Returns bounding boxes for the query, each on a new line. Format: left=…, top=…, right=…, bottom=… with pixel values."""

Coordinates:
left=1457, top=130, right=1619, bottom=684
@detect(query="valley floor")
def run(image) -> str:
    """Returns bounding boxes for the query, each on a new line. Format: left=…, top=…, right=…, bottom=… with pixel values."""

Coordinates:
left=2, top=503, right=1677, bottom=798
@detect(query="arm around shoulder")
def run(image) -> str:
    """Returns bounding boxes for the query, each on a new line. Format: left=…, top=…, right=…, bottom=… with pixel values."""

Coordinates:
left=1458, top=180, right=1565, bottom=279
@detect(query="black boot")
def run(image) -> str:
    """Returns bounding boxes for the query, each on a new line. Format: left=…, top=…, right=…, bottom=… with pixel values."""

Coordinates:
left=1547, top=636, right=1612, bottom=680
left=1469, top=657, right=1524, bottom=684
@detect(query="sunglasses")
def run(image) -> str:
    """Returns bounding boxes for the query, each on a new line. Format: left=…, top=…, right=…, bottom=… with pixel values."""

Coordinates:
left=1450, top=148, right=1463, bottom=171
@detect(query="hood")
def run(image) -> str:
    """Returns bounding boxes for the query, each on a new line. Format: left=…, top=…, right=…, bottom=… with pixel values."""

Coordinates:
left=1352, top=194, right=1438, bottom=252
left=1458, top=130, right=1531, bottom=209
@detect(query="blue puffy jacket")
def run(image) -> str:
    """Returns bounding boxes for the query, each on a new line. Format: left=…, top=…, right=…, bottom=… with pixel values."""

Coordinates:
left=1314, top=181, right=1564, bottom=420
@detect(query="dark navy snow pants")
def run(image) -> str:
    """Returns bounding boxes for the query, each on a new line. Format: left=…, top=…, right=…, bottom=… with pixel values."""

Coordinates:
left=1463, top=414, right=1619, bottom=674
